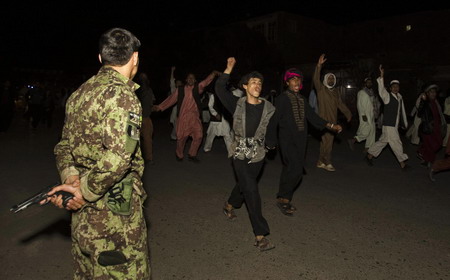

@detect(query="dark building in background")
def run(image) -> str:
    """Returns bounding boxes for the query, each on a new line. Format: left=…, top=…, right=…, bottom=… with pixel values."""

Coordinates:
left=7, top=9, right=450, bottom=118
left=237, top=9, right=450, bottom=113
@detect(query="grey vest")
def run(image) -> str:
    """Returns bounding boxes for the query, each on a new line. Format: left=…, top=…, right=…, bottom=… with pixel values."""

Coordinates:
left=230, top=97, right=275, bottom=163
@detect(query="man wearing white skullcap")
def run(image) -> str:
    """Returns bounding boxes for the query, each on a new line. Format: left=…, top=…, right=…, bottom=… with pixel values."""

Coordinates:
left=366, top=65, right=409, bottom=169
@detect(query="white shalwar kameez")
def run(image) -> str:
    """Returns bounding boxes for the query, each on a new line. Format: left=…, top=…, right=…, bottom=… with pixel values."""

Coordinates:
left=203, top=94, right=232, bottom=153
left=368, top=78, right=408, bottom=162
left=355, top=88, right=376, bottom=148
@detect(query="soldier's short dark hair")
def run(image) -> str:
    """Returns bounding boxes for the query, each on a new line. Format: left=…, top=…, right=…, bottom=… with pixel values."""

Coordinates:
left=99, top=28, right=141, bottom=66
left=241, top=71, right=264, bottom=86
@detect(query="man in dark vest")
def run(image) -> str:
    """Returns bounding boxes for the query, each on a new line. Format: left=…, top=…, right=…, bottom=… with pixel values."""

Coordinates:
left=274, top=68, right=342, bottom=216
left=366, top=65, right=409, bottom=169
left=154, top=71, right=220, bottom=162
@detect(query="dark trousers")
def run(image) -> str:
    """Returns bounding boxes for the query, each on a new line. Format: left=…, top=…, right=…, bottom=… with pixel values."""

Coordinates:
left=228, top=159, right=269, bottom=236
left=277, top=140, right=305, bottom=201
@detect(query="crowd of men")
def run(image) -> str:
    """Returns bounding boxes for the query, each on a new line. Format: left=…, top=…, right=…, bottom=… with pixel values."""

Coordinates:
left=0, top=27, right=447, bottom=279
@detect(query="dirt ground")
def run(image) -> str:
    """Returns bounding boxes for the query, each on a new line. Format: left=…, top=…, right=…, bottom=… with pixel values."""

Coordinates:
left=1, top=113, right=449, bottom=280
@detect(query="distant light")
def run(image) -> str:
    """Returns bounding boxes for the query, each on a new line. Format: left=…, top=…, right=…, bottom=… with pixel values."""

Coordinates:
left=346, top=85, right=352, bottom=89
left=406, top=25, right=412, bottom=31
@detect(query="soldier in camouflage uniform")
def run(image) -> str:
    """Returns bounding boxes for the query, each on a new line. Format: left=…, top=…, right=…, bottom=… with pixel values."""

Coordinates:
left=46, top=28, right=150, bottom=279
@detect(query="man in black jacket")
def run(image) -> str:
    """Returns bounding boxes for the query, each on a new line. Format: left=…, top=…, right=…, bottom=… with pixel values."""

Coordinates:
left=274, top=68, right=342, bottom=216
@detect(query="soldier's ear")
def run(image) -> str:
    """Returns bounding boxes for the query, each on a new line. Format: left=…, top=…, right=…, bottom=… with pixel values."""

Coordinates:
left=132, top=52, right=139, bottom=66
left=98, top=54, right=102, bottom=64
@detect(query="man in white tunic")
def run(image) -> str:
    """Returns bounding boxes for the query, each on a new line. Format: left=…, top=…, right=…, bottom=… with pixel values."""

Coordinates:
left=366, top=65, right=409, bottom=169
left=203, top=92, right=232, bottom=154
left=348, top=77, right=379, bottom=152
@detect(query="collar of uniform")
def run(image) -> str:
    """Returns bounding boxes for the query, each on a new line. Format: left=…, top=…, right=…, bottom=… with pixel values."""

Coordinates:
left=98, top=66, right=140, bottom=92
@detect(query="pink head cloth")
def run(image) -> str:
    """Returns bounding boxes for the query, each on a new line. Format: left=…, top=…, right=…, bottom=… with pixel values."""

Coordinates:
left=284, top=69, right=303, bottom=90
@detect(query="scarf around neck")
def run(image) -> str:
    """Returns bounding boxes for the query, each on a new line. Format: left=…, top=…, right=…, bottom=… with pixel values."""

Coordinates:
left=286, top=90, right=305, bottom=131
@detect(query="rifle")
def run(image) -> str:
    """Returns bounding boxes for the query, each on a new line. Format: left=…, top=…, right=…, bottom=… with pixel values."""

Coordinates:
left=10, top=184, right=74, bottom=213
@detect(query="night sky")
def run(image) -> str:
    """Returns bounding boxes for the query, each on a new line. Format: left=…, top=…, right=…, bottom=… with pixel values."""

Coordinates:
left=2, top=1, right=449, bottom=72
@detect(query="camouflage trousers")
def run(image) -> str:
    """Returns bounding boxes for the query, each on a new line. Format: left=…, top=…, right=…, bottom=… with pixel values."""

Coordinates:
left=71, top=192, right=150, bottom=280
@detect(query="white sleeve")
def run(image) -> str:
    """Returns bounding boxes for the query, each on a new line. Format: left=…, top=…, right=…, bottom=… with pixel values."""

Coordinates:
left=377, top=77, right=390, bottom=104
left=208, top=94, right=218, bottom=116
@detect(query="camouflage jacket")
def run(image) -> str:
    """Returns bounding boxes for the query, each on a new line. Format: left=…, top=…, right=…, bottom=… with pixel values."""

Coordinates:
left=54, top=66, right=145, bottom=203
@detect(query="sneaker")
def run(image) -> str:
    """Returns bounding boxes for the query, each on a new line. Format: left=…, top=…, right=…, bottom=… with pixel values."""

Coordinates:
left=324, top=164, right=336, bottom=172
left=254, top=237, right=275, bottom=252
left=347, top=138, right=355, bottom=151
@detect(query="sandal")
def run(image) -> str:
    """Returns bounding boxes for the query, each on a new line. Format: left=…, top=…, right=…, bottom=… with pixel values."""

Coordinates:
left=276, top=201, right=295, bottom=216
left=254, top=237, right=275, bottom=251
left=223, top=202, right=237, bottom=220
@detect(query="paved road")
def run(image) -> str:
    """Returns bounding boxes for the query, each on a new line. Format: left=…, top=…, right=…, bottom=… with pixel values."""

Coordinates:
left=1, top=112, right=449, bottom=280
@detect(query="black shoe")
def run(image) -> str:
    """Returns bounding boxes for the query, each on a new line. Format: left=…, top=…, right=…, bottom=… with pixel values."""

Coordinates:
left=175, top=155, right=183, bottom=162
left=188, top=155, right=200, bottom=163
left=365, top=155, right=374, bottom=166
